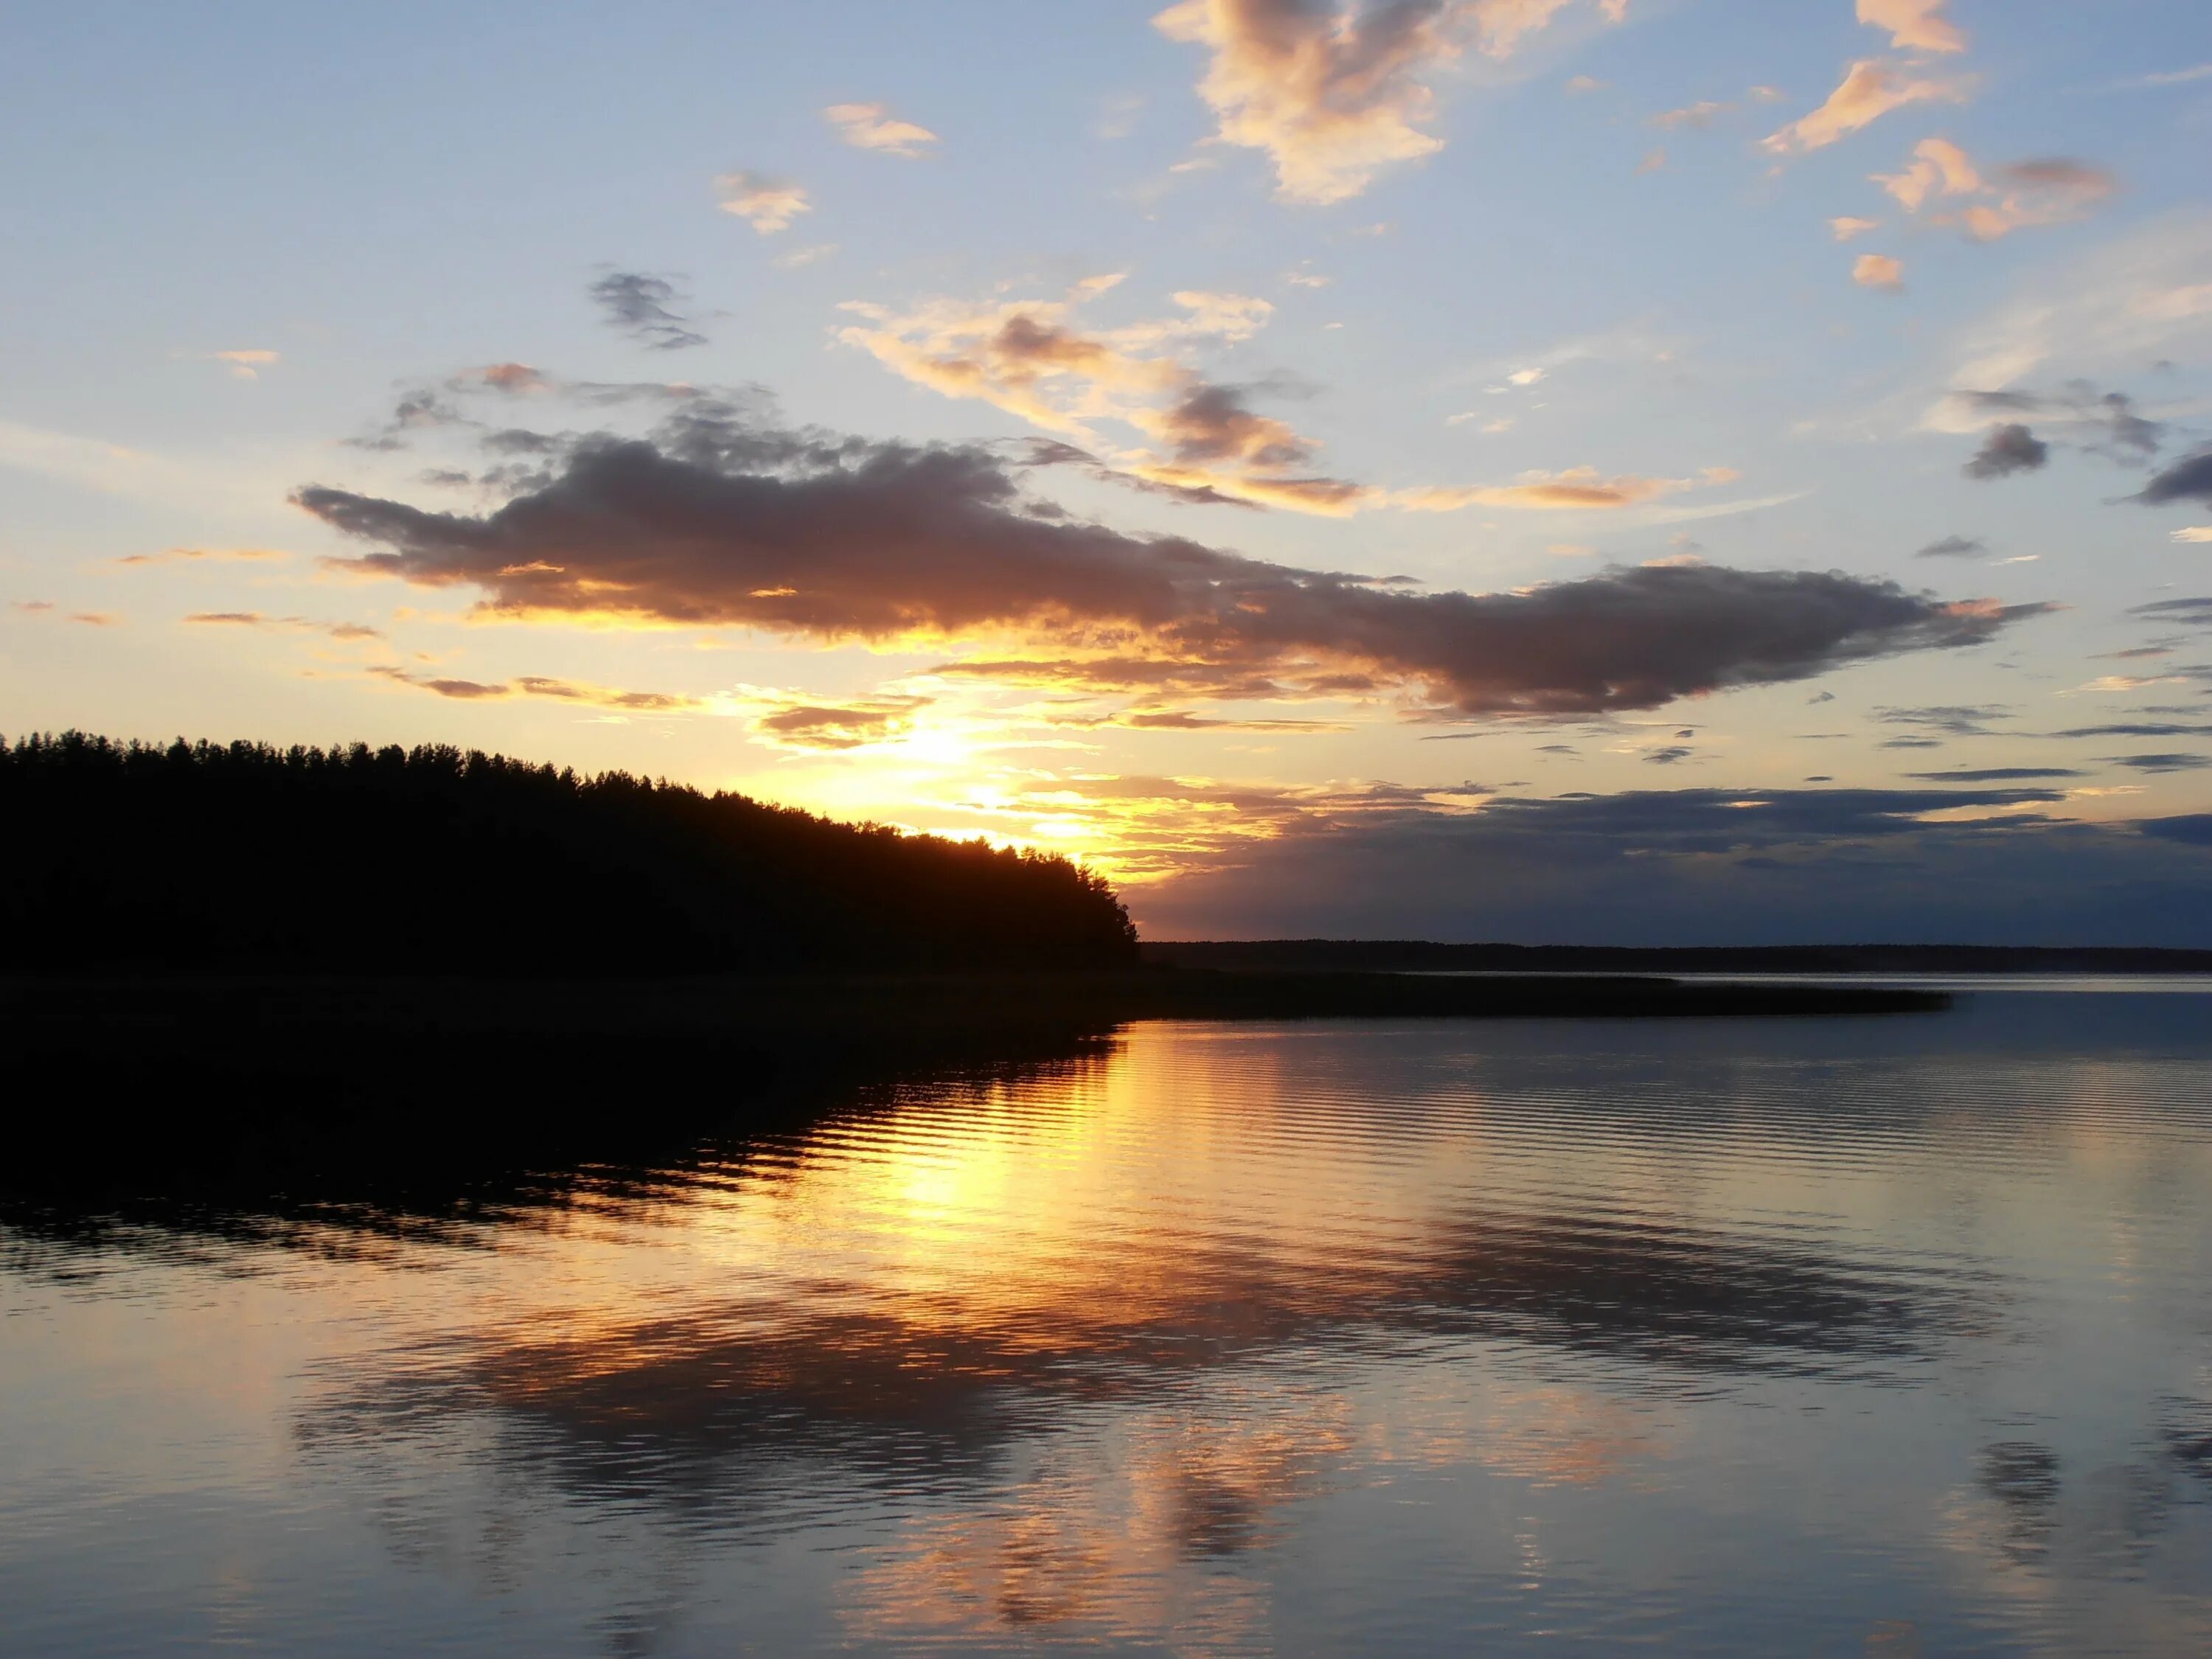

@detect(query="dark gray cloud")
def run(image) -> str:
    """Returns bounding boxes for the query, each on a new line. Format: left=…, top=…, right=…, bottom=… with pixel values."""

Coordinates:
left=2050, top=721, right=2212, bottom=739
left=1135, top=786, right=2212, bottom=946
left=1916, top=535, right=1988, bottom=559
left=1955, top=383, right=2163, bottom=465
left=2108, top=752, right=2212, bottom=773
left=1879, top=704, right=2014, bottom=737
left=2130, top=597, right=2212, bottom=628
left=588, top=272, right=708, bottom=351
left=1644, top=746, right=1694, bottom=765
left=2135, top=446, right=2212, bottom=509
left=1966, top=424, right=2050, bottom=480
left=295, top=408, right=2049, bottom=720
left=1905, top=767, right=2084, bottom=782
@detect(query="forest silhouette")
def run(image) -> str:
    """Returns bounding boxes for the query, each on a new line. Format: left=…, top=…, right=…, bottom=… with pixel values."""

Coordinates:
left=0, top=731, right=1137, bottom=973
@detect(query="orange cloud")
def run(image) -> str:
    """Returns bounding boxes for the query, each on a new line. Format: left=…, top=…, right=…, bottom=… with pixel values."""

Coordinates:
left=1392, top=467, right=1697, bottom=511
left=1873, top=136, right=1982, bottom=209
left=368, top=664, right=705, bottom=711
left=1153, top=0, right=1622, bottom=204
left=1875, top=140, right=2115, bottom=240
left=843, top=279, right=1706, bottom=517
left=1762, top=60, right=1970, bottom=155
left=1857, top=0, right=1966, bottom=54
left=1854, top=253, right=1906, bottom=290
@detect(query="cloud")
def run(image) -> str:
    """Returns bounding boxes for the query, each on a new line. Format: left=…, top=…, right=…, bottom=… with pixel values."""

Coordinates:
left=2138, top=448, right=2212, bottom=511
left=1831, top=216, right=1880, bottom=241
left=1916, top=534, right=1986, bottom=559
left=1932, top=382, right=2164, bottom=466
left=823, top=102, right=939, bottom=158
left=1390, top=467, right=1700, bottom=511
left=1134, top=784, right=2212, bottom=946
left=1652, top=100, right=1727, bottom=130
left=716, top=172, right=811, bottom=233
left=1152, top=0, right=1621, bottom=205
left=1876, top=140, right=2115, bottom=240
left=2171, top=527, right=2212, bottom=543
left=745, top=692, right=935, bottom=750
left=2129, top=597, right=2212, bottom=627
left=773, top=243, right=840, bottom=271
left=206, top=348, right=279, bottom=381
left=1926, top=215, right=2212, bottom=408
left=113, top=545, right=288, bottom=567
left=1907, top=766, right=2085, bottom=782
left=588, top=272, right=708, bottom=351
left=2107, top=752, right=2212, bottom=773
left=367, top=664, right=706, bottom=712
left=1964, top=424, right=2048, bottom=479
left=1762, top=60, right=1970, bottom=156
left=2100, top=63, right=2212, bottom=91
left=842, top=279, right=1705, bottom=516
left=1854, top=254, right=1905, bottom=291
left=2049, top=721, right=2212, bottom=740
left=1872, top=136, right=1980, bottom=210
left=294, top=403, right=2047, bottom=722
left=13, top=601, right=118, bottom=625
left=1879, top=703, right=2012, bottom=737
left=184, top=611, right=385, bottom=641
left=1857, top=0, right=1966, bottom=55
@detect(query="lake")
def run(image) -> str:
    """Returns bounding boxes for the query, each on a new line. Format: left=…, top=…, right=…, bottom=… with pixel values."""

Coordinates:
left=5, top=988, right=2211, bottom=1655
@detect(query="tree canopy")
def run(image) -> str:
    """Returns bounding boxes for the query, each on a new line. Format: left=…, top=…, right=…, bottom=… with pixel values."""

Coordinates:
left=0, top=733, right=1137, bottom=973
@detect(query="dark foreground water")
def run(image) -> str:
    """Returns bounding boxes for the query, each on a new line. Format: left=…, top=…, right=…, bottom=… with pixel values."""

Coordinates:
left=5, top=990, right=2211, bottom=1656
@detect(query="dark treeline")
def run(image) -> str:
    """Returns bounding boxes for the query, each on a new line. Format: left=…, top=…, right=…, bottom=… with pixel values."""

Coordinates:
left=0, top=732, right=1137, bottom=973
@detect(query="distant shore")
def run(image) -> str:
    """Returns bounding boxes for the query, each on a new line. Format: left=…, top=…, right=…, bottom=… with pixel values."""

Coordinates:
left=1141, top=942, right=2212, bottom=976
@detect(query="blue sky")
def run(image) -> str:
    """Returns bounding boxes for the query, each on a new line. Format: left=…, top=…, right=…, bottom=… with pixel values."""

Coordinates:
left=5, top=1, right=2211, bottom=939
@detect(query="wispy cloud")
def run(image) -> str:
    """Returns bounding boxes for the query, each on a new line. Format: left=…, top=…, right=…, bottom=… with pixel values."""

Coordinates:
left=205, top=348, right=279, bottom=381
left=184, top=611, right=384, bottom=641
left=1857, top=0, right=1966, bottom=55
left=367, top=664, right=708, bottom=712
left=1763, top=60, right=1971, bottom=156
left=841, top=278, right=1722, bottom=516
left=715, top=171, right=811, bottom=233
left=824, top=102, right=940, bottom=158
left=113, top=545, right=288, bottom=568
left=588, top=271, right=708, bottom=350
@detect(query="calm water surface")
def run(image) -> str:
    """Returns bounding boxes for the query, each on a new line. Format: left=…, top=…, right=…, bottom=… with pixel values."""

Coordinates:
left=5, top=991, right=2211, bottom=1655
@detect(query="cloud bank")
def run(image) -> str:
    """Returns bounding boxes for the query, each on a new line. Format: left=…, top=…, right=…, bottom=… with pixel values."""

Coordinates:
left=295, top=403, right=2045, bottom=720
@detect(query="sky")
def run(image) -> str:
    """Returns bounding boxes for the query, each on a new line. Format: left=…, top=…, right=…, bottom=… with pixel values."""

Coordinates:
left=4, top=0, right=2212, bottom=943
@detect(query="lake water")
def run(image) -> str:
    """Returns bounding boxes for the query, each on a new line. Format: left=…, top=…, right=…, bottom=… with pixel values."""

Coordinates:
left=5, top=990, right=2211, bottom=1655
